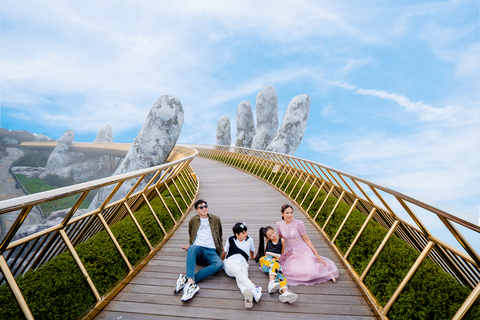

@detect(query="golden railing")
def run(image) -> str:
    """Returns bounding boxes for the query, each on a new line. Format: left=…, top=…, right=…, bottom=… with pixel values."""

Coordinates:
left=0, top=145, right=199, bottom=320
left=186, top=144, right=480, bottom=320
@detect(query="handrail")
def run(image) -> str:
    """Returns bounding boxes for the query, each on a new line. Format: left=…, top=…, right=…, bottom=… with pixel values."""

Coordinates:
left=0, top=145, right=199, bottom=319
left=185, top=143, right=480, bottom=320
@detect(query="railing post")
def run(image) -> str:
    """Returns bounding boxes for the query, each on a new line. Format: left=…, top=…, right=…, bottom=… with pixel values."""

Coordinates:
left=163, top=182, right=183, bottom=216
left=306, top=181, right=325, bottom=213
left=141, top=193, right=167, bottom=235
left=344, top=207, right=377, bottom=259
left=322, top=191, right=345, bottom=230
left=313, top=185, right=335, bottom=221
left=332, top=198, right=359, bottom=243
left=97, top=214, right=133, bottom=271
left=300, top=177, right=317, bottom=207
left=0, top=255, right=34, bottom=320
left=452, top=280, right=480, bottom=320
left=360, top=220, right=400, bottom=282
left=59, top=229, right=102, bottom=301
left=155, top=188, right=177, bottom=225
left=382, top=241, right=435, bottom=315
left=124, top=203, right=153, bottom=251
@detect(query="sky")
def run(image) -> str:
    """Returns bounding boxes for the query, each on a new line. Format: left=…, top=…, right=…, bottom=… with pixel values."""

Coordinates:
left=1, top=1, right=479, bottom=251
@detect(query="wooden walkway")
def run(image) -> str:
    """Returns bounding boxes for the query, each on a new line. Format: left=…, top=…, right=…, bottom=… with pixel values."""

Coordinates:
left=95, top=157, right=377, bottom=319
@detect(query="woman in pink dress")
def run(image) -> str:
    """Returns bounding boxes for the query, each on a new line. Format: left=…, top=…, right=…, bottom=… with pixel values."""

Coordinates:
left=276, top=204, right=339, bottom=286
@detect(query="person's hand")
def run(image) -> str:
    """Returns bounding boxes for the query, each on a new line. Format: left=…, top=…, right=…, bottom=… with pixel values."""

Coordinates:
left=316, top=254, right=326, bottom=265
left=182, top=245, right=189, bottom=251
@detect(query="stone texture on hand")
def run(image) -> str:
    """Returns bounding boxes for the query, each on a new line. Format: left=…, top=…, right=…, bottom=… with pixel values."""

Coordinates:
left=88, top=95, right=184, bottom=211
left=41, top=124, right=114, bottom=182
left=265, top=94, right=310, bottom=155
left=235, top=101, right=255, bottom=148
left=216, top=115, right=231, bottom=146
left=251, top=85, right=279, bottom=151
left=43, top=130, right=81, bottom=173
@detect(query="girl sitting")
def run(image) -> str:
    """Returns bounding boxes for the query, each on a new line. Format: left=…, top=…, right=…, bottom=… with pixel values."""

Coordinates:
left=255, top=226, right=298, bottom=303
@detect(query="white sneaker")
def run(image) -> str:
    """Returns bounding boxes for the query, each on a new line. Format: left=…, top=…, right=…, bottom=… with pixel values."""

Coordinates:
left=279, top=290, right=298, bottom=303
left=268, top=281, right=280, bottom=294
left=181, top=283, right=199, bottom=301
left=251, top=286, right=262, bottom=303
left=174, top=274, right=186, bottom=294
left=243, top=288, right=253, bottom=308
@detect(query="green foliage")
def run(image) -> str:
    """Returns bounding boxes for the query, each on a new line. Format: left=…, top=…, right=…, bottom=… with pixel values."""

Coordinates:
left=214, top=155, right=480, bottom=320
left=0, top=178, right=188, bottom=320
left=0, top=251, right=96, bottom=320
left=15, top=174, right=96, bottom=216
left=16, top=174, right=56, bottom=193
left=12, top=151, right=49, bottom=167
left=309, top=193, right=480, bottom=319
left=44, top=174, right=75, bottom=188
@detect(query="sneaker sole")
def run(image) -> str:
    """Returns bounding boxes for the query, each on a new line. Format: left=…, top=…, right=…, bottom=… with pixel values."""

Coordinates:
left=268, top=282, right=280, bottom=293
left=279, top=293, right=298, bottom=303
left=174, top=283, right=185, bottom=294
left=244, top=290, right=254, bottom=308
left=181, top=286, right=199, bottom=301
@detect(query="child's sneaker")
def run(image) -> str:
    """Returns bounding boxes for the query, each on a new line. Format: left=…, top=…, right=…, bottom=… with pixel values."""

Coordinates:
left=268, top=280, right=280, bottom=293
left=243, top=288, right=253, bottom=308
left=181, top=283, right=199, bottom=301
left=174, top=274, right=186, bottom=294
left=279, top=290, right=298, bottom=303
left=251, top=286, right=262, bottom=303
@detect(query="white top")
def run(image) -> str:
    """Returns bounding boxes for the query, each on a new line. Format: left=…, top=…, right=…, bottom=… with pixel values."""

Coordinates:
left=224, top=236, right=255, bottom=266
left=193, top=217, right=216, bottom=249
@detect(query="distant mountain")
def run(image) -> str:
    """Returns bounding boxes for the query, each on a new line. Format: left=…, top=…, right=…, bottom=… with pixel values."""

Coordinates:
left=0, top=129, right=53, bottom=143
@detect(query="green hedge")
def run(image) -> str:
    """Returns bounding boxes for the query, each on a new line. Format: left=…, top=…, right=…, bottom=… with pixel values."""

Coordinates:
left=209, top=153, right=480, bottom=320
left=0, top=180, right=191, bottom=319
left=16, top=174, right=97, bottom=216
left=12, top=151, right=49, bottom=167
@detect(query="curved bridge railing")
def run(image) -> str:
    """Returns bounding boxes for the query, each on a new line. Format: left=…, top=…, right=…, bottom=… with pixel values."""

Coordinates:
left=0, top=145, right=199, bottom=320
left=186, top=144, right=480, bottom=320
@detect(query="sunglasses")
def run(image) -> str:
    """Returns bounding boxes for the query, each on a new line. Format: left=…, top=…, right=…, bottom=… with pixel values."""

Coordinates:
left=197, top=205, right=208, bottom=210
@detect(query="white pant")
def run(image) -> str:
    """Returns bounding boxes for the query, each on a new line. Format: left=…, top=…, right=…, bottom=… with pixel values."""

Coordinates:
left=223, top=258, right=255, bottom=294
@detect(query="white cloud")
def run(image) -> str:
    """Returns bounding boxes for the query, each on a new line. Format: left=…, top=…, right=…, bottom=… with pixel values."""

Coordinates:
left=2, top=0, right=478, bottom=238
left=328, top=81, right=358, bottom=90
left=306, top=102, right=480, bottom=223
left=355, top=88, right=463, bottom=122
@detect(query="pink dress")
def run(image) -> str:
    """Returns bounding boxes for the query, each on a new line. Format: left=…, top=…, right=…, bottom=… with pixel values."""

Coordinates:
left=276, top=219, right=339, bottom=286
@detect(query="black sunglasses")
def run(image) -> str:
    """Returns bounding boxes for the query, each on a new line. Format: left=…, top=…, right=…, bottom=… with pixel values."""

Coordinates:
left=197, top=205, right=208, bottom=210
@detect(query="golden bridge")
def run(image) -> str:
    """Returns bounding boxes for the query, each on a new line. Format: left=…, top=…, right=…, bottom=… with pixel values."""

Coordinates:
left=0, top=143, right=478, bottom=319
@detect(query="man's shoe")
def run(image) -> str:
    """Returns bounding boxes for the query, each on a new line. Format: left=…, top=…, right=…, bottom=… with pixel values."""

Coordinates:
left=181, top=283, right=199, bottom=301
left=174, top=274, right=186, bottom=294
left=251, top=286, right=262, bottom=303
left=243, top=288, right=253, bottom=308
left=279, top=290, right=298, bottom=303
left=268, top=280, right=280, bottom=293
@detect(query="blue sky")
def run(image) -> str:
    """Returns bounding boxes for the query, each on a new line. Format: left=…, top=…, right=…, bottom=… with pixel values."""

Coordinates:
left=1, top=1, right=479, bottom=249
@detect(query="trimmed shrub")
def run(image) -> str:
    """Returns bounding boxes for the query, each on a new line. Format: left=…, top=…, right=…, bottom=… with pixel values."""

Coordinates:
left=43, top=174, right=75, bottom=188
left=0, top=179, right=189, bottom=319
left=215, top=155, right=480, bottom=320
left=12, top=151, right=48, bottom=167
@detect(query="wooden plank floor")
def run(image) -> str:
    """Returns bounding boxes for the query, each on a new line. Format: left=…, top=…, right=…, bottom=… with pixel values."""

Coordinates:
left=95, top=157, right=377, bottom=319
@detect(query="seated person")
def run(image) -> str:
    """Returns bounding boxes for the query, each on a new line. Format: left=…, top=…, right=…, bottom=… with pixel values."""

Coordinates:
left=222, top=222, right=262, bottom=308
left=174, top=199, right=223, bottom=301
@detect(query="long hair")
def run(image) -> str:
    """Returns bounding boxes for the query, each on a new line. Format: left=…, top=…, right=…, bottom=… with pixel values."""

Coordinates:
left=280, top=203, right=293, bottom=220
left=255, top=226, right=274, bottom=263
